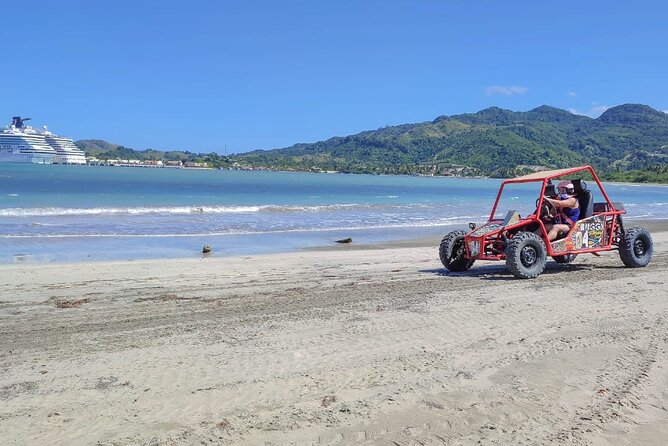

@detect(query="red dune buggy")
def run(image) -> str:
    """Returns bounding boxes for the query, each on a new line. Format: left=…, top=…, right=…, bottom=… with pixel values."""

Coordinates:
left=439, top=165, right=654, bottom=279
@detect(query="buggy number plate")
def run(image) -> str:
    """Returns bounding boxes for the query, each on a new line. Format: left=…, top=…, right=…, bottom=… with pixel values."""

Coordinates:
left=552, top=215, right=606, bottom=252
left=574, top=217, right=605, bottom=249
left=468, top=240, right=481, bottom=256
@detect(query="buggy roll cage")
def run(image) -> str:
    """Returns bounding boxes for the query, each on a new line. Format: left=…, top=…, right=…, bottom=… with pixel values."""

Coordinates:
left=489, top=165, right=617, bottom=220
left=472, top=165, right=627, bottom=259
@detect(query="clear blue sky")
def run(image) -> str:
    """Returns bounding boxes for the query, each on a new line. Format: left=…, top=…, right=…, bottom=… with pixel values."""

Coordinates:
left=1, top=1, right=666, bottom=154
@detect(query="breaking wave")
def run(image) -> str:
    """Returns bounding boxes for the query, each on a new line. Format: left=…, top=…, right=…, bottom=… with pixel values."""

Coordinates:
left=0, top=216, right=483, bottom=239
left=0, top=204, right=373, bottom=217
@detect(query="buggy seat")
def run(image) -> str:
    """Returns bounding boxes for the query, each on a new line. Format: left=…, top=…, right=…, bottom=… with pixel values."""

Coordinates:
left=572, top=179, right=593, bottom=219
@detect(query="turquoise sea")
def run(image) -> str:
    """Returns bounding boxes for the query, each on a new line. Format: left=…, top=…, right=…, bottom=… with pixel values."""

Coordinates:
left=0, top=164, right=666, bottom=263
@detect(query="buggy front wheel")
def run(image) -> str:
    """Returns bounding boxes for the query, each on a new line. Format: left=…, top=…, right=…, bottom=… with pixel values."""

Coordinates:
left=505, top=232, right=547, bottom=279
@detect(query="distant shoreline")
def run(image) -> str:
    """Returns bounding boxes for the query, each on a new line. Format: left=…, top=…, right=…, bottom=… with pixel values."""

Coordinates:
left=5, top=162, right=666, bottom=185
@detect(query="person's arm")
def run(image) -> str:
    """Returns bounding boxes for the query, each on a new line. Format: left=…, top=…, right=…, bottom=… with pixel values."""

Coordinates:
left=546, top=196, right=577, bottom=209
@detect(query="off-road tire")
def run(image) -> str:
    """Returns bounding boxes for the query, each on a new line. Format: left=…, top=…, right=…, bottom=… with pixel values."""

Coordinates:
left=552, top=254, right=577, bottom=264
left=439, top=230, right=474, bottom=272
left=619, top=227, right=653, bottom=268
left=505, top=232, right=547, bottom=279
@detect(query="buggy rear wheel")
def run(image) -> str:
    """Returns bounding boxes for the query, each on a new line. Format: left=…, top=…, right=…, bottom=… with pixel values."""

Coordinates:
left=505, top=232, right=547, bottom=279
left=619, top=227, right=653, bottom=268
left=552, top=254, right=577, bottom=264
left=439, top=230, right=474, bottom=272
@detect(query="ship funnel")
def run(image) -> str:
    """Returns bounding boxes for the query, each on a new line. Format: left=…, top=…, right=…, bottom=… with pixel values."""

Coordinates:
left=11, top=116, right=31, bottom=129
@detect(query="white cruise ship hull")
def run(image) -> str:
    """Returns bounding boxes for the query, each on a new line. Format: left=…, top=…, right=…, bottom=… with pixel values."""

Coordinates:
left=45, top=135, right=87, bottom=164
left=1, top=117, right=64, bottom=165
left=0, top=150, right=54, bottom=164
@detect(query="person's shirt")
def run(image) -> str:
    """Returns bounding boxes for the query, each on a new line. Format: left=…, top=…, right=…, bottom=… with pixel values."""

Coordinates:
left=557, top=193, right=580, bottom=224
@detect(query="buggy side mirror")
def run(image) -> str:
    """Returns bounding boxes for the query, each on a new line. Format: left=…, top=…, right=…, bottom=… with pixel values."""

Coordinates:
left=469, top=222, right=477, bottom=230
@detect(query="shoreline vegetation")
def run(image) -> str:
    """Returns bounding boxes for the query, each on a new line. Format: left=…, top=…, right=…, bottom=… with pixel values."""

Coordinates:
left=74, top=103, right=668, bottom=184
left=43, top=160, right=668, bottom=184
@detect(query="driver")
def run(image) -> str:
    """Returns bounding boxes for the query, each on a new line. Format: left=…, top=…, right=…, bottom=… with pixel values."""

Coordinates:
left=543, top=181, right=579, bottom=241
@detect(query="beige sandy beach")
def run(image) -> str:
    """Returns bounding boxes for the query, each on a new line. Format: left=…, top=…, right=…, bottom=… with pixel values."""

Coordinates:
left=1, top=223, right=668, bottom=445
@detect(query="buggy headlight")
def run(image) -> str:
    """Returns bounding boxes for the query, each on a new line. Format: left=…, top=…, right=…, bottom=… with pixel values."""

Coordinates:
left=468, top=240, right=481, bottom=256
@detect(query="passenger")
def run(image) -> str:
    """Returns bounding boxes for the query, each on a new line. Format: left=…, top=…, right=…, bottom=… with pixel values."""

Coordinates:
left=543, top=181, right=579, bottom=241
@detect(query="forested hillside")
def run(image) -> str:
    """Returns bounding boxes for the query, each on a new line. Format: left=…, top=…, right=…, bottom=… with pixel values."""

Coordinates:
left=76, top=104, right=668, bottom=182
left=237, top=104, right=668, bottom=179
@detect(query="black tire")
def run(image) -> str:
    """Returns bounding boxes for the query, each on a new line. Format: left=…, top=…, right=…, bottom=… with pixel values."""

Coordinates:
left=439, top=230, right=474, bottom=272
left=619, top=227, right=653, bottom=268
left=505, top=232, right=547, bottom=279
left=552, top=254, right=578, bottom=264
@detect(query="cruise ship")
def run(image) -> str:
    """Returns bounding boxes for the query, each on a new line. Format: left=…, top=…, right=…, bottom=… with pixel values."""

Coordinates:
left=42, top=126, right=87, bottom=164
left=0, top=117, right=56, bottom=164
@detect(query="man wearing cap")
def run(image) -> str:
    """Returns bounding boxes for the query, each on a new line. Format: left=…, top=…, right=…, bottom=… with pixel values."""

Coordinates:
left=544, top=181, right=580, bottom=241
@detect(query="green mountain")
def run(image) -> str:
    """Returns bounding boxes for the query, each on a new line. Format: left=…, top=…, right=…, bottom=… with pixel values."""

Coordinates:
left=74, top=104, right=668, bottom=182
left=236, top=104, right=668, bottom=179
left=75, top=139, right=120, bottom=157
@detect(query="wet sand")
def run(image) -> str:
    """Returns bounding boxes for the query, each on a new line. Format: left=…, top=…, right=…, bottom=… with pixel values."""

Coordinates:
left=1, top=221, right=667, bottom=445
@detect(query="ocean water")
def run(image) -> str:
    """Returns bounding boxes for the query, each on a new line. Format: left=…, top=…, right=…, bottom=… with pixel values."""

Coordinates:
left=0, top=164, right=666, bottom=263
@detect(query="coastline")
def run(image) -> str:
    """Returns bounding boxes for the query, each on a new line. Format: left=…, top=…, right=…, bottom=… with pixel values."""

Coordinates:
left=1, top=221, right=668, bottom=445
left=3, top=165, right=667, bottom=265
left=4, top=218, right=665, bottom=265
